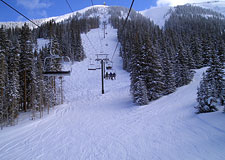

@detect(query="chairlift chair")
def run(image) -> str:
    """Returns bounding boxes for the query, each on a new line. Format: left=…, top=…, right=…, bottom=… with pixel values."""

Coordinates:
left=43, top=55, right=72, bottom=77
left=88, top=58, right=97, bottom=70
left=105, top=61, right=113, bottom=70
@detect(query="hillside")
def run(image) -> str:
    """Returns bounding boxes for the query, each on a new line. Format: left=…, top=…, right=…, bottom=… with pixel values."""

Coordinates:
left=140, top=0, right=225, bottom=27
left=192, top=0, right=225, bottom=15
left=1, top=18, right=225, bottom=159
left=1, top=1, right=224, bottom=29
left=0, top=2, right=224, bottom=159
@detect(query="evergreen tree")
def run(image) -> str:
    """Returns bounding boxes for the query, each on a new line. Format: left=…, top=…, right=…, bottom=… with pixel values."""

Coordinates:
left=196, top=73, right=218, bottom=113
left=0, top=53, right=7, bottom=129
left=133, top=78, right=149, bottom=105
left=144, top=37, right=164, bottom=101
left=73, top=30, right=86, bottom=62
left=19, top=23, right=34, bottom=112
left=130, top=34, right=145, bottom=104
left=161, top=48, right=176, bottom=95
left=206, top=52, right=225, bottom=106
left=7, top=42, right=20, bottom=125
left=174, top=43, right=193, bottom=87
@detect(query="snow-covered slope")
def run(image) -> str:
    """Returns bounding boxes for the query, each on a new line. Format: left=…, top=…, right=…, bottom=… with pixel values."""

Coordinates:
left=140, top=6, right=172, bottom=28
left=1, top=16, right=225, bottom=159
left=192, top=0, right=225, bottom=16
left=140, top=0, right=225, bottom=27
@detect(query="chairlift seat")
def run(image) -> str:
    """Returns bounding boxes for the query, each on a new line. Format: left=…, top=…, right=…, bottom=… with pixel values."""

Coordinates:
left=43, top=71, right=71, bottom=77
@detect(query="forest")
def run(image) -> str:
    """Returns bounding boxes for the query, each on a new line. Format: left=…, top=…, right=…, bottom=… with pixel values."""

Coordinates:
left=110, top=5, right=224, bottom=109
left=0, top=9, right=99, bottom=128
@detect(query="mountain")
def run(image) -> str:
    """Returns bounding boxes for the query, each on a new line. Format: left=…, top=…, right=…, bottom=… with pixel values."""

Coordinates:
left=0, top=1, right=224, bottom=29
left=0, top=5, right=109, bottom=28
left=191, top=0, right=225, bottom=15
left=1, top=18, right=225, bottom=160
left=139, top=6, right=172, bottom=28
left=0, top=2, right=224, bottom=159
left=140, top=0, right=225, bottom=27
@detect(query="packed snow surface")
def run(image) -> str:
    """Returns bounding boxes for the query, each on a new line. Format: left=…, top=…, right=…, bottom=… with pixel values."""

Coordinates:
left=1, top=24, right=225, bottom=160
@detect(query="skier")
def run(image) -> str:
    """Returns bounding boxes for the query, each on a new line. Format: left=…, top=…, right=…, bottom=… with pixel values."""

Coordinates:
left=109, top=72, right=113, bottom=80
left=105, top=72, right=109, bottom=79
left=112, top=73, right=116, bottom=80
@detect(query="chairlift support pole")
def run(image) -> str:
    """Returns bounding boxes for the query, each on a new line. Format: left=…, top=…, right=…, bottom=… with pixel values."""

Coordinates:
left=95, top=54, right=109, bottom=94
left=101, top=59, right=104, bottom=94
left=103, top=21, right=106, bottom=39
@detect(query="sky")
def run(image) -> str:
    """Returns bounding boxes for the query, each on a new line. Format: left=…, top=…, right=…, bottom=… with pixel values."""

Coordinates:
left=0, top=0, right=221, bottom=22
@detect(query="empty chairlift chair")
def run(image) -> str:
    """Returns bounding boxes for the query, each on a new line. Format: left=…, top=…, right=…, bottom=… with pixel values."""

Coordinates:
left=43, top=55, right=72, bottom=77
left=88, top=58, right=97, bottom=70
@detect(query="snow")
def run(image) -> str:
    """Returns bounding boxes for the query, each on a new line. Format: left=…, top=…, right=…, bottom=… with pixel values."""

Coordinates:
left=0, top=5, right=109, bottom=29
left=191, top=0, right=225, bottom=16
left=36, top=38, right=49, bottom=51
left=140, top=1, right=225, bottom=27
left=1, top=22, right=225, bottom=160
left=140, top=6, right=172, bottom=28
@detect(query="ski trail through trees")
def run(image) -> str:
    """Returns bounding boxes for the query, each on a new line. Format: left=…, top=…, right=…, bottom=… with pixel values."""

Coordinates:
left=0, top=25, right=225, bottom=160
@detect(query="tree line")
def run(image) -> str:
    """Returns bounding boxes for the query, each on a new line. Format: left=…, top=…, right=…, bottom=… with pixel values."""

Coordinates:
left=0, top=11, right=99, bottom=128
left=110, top=5, right=224, bottom=110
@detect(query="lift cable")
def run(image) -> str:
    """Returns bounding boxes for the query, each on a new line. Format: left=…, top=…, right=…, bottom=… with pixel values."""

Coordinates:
left=65, top=0, right=73, bottom=13
left=65, top=0, right=98, bottom=53
left=84, top=33, right=98, bottom=52
left=89, top=0, right=104, bottom=53
left=111, top=0, right=135, bottom=61
left=0, top=0, right=40, bottom=28
left=90, top=0, right=94, bottom=6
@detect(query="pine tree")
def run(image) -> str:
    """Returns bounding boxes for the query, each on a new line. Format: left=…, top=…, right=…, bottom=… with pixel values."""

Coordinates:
left=133, top=78, right=149, bottom=105
left=144, top=37, right=164, bottom=101
left=217, top=39, right=224, bottom=64
left=36, top=53, right=44, bottom=118
left=206, top=52, right=225, bottom=106
left=196, top=73, right=218, bottom=113
left=0, top=27, right=10, bottom=128
left=161, top=48, right=176, bottom=95
left=0, top=53, right=7, bottom=129
left=190, top=36, right=203, bottom=69
left=74, top=30, right=86, bottom=62
left=130, top=34, right=144, bottom=104
left=174, top=43, right=193, bottom=87
left=7, top=42, right=20, bottom=125
left=19, top=23, right=34, bottom=112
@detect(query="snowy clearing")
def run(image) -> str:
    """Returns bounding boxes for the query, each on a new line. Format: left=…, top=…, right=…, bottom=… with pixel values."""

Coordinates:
left=0, top=25, right=225, bottom=160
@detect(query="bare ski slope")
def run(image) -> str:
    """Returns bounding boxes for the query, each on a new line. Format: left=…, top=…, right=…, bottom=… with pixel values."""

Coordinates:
left=0, top=25, right=225, bottom=160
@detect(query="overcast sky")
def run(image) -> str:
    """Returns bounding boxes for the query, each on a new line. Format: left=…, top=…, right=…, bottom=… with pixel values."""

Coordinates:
left=0, top=0, right=222, bottom=22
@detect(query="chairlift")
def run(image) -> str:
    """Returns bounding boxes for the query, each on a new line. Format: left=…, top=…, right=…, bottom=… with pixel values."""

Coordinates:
left=43, top=39, right=72, bottom=77
left=88, top=58, right=97, bottom=70
left=43, top=55, right=72, bottom=77
left=104, top=70, right=116, bottom=80
left=95, top=61, right=101, bottom=70
left=105, top=61, right=113, bottom=70
left=95, top=54, right=109, bottom=62
left=88, top=64, right=96, bottom=70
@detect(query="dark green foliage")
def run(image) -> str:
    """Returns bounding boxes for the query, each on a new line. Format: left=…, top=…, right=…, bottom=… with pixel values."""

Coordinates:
left=112, top=4, right=224, bottom=106
left=196, top=52, right=224, bottom=113
left=196, top=73, right=218, bottom=113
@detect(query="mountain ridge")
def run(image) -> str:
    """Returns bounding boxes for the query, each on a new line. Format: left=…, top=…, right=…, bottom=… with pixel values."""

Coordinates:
left=0, top=1, right=224, bottom=29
